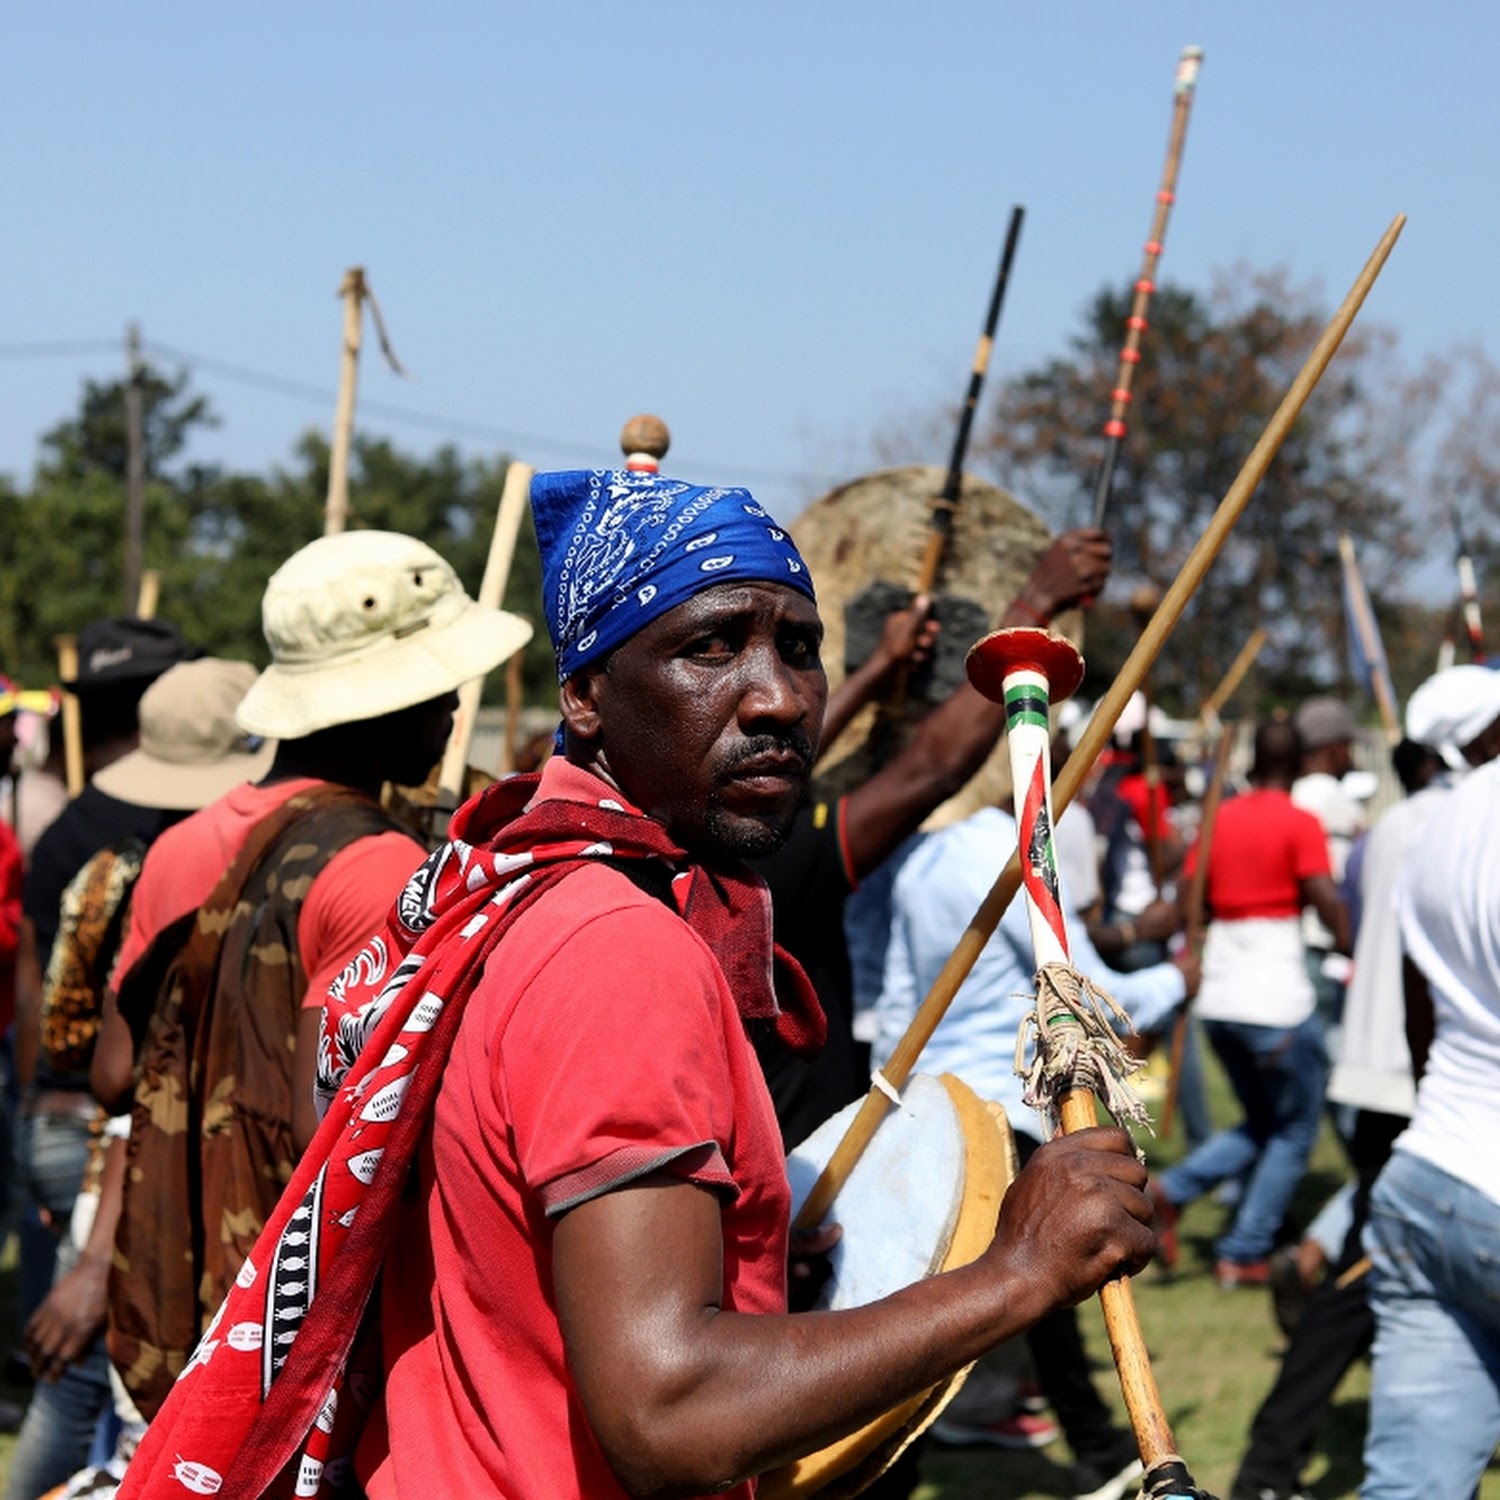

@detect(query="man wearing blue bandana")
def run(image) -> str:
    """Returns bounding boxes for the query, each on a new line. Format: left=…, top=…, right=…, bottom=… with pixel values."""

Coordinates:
left=193, top=468, right=1158, bottom=1500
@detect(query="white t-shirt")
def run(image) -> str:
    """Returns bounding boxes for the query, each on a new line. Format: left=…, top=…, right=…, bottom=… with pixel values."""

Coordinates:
left=1395, top=759, right=1500, bottom=1205
left=1293, top=770, right=1366, bottom=952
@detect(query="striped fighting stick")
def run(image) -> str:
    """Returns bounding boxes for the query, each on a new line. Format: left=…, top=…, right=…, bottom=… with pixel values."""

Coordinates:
left=967, top=625, right=1214, bottom=1500
left=1092, top=45, right=1205, bottom=527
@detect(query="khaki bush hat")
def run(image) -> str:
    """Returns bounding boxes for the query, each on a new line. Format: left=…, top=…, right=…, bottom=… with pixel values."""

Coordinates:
left=234, top=530, right=533, bottom=741
left=95, top=659, right=276, bottom=811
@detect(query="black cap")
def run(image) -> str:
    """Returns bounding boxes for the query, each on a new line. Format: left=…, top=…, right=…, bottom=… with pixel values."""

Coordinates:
left=64, top=617, right=199, bottom=692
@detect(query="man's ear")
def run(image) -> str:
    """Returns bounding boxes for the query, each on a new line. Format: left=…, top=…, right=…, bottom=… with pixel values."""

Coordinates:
left=559, top=666, right=605, bottom=741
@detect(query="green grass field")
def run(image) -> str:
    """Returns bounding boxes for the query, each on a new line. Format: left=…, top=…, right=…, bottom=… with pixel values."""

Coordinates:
left=0, top=1050, right=1493, bottom=1499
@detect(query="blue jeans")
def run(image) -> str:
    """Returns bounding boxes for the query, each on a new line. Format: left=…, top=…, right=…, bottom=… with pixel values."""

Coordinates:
left=1361, top=1150, right=1500, bottom=1500
left=14, top=1107, right=94, bottom=1329
left=1156, top=1012, right=1326, bottom=1264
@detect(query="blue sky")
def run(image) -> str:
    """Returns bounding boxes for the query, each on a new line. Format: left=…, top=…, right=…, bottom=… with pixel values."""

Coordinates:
left=2, top=3, right=1491, bottom=550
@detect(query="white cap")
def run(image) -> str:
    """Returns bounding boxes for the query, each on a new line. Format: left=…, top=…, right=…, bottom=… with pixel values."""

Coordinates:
left=1404, top=665, right=1500, bottom=771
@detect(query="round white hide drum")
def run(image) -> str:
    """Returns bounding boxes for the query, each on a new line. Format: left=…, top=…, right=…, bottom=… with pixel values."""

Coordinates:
left=759, top=1073, right=1017, bottom=1500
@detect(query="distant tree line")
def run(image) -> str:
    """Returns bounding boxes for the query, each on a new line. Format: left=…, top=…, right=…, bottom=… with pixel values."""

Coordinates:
left=0, top=368, right=554, bottom=699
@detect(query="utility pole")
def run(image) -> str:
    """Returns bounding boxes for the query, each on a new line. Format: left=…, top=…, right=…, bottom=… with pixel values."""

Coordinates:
left=123, top=322, right=146, bottom=612
left=325, top=268, right=366, bottom=535
left=324, top=267, right=406, bottom=536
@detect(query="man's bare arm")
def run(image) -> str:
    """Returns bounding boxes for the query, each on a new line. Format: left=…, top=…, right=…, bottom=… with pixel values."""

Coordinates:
left=14, top=918, right=43, bottom=1092
left=552, top=1125, right=1153, bottom=1497
left=1301, top=873, right=1351, bottom=955
left=841, top=529, right=1112, bottom=880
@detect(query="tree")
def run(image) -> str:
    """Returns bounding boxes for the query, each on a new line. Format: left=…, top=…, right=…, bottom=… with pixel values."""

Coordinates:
left=974, top=268, right=1450, bottom=714
left=4, top=369, right=552, bottom=703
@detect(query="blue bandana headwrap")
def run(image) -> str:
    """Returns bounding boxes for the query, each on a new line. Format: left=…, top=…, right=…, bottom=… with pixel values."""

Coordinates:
left=531, top=469, right=817, bottom=680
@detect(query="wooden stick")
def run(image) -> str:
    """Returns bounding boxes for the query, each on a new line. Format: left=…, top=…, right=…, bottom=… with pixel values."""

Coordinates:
left=437, top=461, right=534, bottom=802
left=500, top=651, right=524, bottom=777
left=325, top=267, right=367, bottom=537
left=968, top=626, right=1195, bottom=1489
left=1338, top=531, right=1401, bottom=744
left=1093, top=46, right=1206, bottom=527
left=1334, top=1253, right=1372, bottom=1291
left=915, top=206, right=1026, bottom=596
left=135, top=569, right=160, bottom=621
left=795, top=212, right=1406, bottom=1235
left=1160, top=722, right=1235, bottom=1137
left=54, top=636, right=84, bottom=798
left=1199, top=627, right=1267, bottom=728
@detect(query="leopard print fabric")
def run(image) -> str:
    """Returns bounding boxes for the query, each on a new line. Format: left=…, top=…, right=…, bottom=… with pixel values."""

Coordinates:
left=40, top=838, right=147, bottom=1077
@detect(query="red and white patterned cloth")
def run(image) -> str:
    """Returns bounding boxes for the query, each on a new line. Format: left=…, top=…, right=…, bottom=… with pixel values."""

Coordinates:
left=117, top=762, right=821, bottom=1500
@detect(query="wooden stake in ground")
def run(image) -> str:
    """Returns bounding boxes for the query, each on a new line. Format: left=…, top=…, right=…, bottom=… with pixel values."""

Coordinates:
left=437, top=461, right=536, bottom=802
left=55, top=636, right=85, bottom=798
left=794, top=212, right=1406, bottom=1236
left=324, top=267, right=408, bottom=536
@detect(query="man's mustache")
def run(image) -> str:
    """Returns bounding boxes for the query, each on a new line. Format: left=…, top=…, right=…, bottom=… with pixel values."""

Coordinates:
left=721, top=731, right=816, bottom=775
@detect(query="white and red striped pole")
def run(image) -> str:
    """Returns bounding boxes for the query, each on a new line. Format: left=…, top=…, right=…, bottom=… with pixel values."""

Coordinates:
left=967, top=625, right=1214, bottom=1500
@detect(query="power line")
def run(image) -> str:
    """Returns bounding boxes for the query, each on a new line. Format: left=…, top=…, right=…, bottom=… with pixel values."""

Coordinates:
left=0, top=336, right=831, bottom=491
left=0, top=339, right=120, bottom=359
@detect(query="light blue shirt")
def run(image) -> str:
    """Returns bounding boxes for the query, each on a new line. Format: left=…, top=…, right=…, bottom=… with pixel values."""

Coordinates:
left=872, top=806, right=1186, bottom=1142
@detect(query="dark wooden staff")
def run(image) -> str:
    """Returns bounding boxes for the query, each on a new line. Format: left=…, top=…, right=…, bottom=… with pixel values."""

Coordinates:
left=1092, top=45, right=1205, bottom=527
left=795, top=211, right=1406, bottom=1233
left=878, top=208, right=1026, bottom=728
left=915, top=206, right=1026, bottom=595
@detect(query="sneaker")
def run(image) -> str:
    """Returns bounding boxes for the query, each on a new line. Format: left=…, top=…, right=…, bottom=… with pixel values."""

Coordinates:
left=1015, top=1379, right=1048, bottom=1414
left=930, top=1408, right=1061, bottom=1449
left=1269, top=1244, right=1309, bottom=1337
left=1217, top=1257, right=1272, bottom=1288
left=1067, top=1434, right=1144, bottom=1500
left=1147, top=1180, right=1179, bottom=1271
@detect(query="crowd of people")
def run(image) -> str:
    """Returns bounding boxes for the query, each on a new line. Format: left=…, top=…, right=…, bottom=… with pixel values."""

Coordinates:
left=0, top=465, right=1493, bottom=1500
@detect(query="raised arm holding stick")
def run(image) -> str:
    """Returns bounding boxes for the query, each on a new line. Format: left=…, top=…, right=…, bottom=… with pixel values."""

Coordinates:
left=796, top=211, right=1406, bottom=1231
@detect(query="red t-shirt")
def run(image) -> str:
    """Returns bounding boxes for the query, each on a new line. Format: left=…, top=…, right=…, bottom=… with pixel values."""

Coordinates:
left=359, top=834, right=791, bottom=1498
left=113, top=779, right=423, bottom=1004
left=1116, top=771, right=1174, bottom=840
left=1183, top=786, right=1331, bottom=920
left=0, top=818, right=22, bottom=1035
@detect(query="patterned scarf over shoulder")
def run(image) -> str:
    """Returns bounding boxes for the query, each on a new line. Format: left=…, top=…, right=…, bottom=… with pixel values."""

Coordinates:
left=117, top=761, right=822, bottom=1500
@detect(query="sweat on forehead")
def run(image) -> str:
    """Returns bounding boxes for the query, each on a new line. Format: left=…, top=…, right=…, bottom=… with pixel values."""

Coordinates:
left=530, top=468, right=817, bottom=680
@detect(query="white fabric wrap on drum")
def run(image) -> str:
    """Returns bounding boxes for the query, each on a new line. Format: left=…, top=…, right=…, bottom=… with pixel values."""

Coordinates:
left=786, top=1073, right=970, bottom=1307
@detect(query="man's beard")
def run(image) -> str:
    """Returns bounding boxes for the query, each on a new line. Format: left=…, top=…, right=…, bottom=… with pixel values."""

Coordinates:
left=699, top=728, right=815, bottom=861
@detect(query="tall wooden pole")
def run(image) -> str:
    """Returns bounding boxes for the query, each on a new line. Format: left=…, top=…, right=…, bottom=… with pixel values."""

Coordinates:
left=437, top=461, right=535, bottom=801
left=123, top=322, right=146, bottom=611
left=325, top=268, right=367, bottom=536
left=55, top=636, right=85, bottom=798
left=1093, top=46, right=1205, bottom=527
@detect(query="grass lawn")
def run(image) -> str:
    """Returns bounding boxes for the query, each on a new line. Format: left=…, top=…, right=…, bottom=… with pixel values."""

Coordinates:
left=0, top=1049, right=1493, bottom=1498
